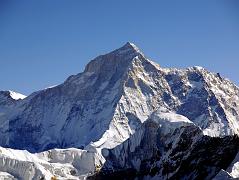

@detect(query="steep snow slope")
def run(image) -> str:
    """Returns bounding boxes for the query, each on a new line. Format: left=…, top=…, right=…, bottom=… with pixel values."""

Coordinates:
left=0, top=42, right=239, bottom=179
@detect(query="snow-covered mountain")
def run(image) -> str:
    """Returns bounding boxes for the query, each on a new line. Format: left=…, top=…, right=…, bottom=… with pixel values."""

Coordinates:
left=94, top=108, right=239, bottom=179
left=0, top=42, right=239, bottom=179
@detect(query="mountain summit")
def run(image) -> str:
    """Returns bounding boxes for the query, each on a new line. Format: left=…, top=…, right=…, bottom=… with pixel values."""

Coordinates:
left=0, top=43, right=239, bottom=179
left=83, top=42, right=144, bottom=74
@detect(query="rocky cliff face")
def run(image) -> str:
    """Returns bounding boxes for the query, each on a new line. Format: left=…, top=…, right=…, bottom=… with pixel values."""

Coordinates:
left=0, top=42, right=239, bottom=179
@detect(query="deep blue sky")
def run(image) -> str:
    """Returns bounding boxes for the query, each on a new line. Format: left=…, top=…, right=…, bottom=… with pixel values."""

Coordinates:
left=0, top=0, right=239, bottom=95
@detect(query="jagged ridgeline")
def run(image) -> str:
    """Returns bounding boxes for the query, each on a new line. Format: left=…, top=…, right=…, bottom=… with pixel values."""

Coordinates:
left=0, top=42, right=239, bottom=179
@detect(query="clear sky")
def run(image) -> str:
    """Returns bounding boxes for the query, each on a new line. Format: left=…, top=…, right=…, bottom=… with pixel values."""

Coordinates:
left=0, top=0, right=239, bottom=95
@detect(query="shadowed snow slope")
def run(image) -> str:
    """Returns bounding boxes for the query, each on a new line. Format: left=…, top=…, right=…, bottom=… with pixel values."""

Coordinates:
left=0, top=42, right=239, bottom=179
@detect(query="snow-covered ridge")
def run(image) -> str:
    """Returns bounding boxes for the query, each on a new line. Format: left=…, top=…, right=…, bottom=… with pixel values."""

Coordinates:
left=8, top=90, right=26, bottom=100
left=96, top=108, right=239, bottom=179
left=0, top=90, right=26, bottom=101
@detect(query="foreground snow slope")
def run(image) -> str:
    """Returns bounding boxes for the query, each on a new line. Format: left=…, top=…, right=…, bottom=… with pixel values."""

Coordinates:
left=0, top=42, right=239, bottom=179
left=0, top=146, right=105, bottom=180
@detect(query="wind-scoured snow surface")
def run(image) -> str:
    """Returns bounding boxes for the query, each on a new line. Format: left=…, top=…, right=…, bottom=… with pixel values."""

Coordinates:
left=0, top=42, right=239, bottom=179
